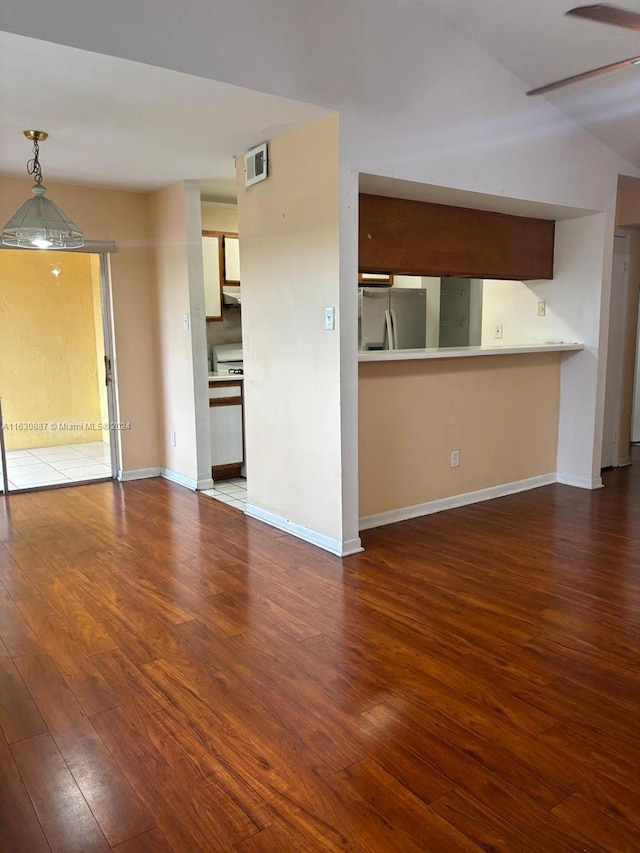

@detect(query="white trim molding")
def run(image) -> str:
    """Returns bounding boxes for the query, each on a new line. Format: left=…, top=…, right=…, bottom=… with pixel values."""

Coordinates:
left=359, top=473, right=558, bottom=531
left=160, top=468, right=198, bottom=490
left=244, top=504, right=363, bottom=557
left=118, top=467, right=161, bottom=481
left=556, top=472, right=603, bottom=489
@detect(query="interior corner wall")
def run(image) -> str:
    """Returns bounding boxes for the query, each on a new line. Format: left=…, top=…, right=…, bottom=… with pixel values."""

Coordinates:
left=555, top=212, right=615, bottom=487
left=0, top=175, right=161, bottom=473
left=185, top=180, right=212, bottom=487
left=236, top=113, right=351, bottom=552
left=151, top=182, right=199, bottom=484
left=620, top=231, right=640, bottom=454
left=339, top=165, right=361, bottom=552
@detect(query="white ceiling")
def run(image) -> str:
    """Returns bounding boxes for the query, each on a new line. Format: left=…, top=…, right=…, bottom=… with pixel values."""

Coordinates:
left=0, top=32, right=330, bottom=201
left=2, top=0, right=640, bottom=198
left=430, top=0, right=640, bottom=168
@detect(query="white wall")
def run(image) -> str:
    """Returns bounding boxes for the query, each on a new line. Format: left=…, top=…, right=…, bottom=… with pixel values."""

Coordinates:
left=556, top=213, right=614, bottom=488
left=481, top=278, right=578, bottom=346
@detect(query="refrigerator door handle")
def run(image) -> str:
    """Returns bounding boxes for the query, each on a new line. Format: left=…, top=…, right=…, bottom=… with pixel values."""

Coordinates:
left=389, top=307, right=399, bottom=350
left=384, top=308, right=396, bottom=350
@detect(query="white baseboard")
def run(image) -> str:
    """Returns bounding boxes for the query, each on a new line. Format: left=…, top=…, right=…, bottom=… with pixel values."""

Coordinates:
left=244, top=503, right=363, bottom=557
left=359, top=473, right=557, bottom=531
left=160, top=468, right=198, bottom=490
left=118, top=467, right=161, bottom=481
left=197, top=477, right=214, bottom=491
left=617, top=456, right=632, bottom=467
left=557, top=472, right=603, bottom=489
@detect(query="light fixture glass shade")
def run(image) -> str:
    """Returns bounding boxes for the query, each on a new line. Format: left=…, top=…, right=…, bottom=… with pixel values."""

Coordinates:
left=2, top=184, right=84, bottom=249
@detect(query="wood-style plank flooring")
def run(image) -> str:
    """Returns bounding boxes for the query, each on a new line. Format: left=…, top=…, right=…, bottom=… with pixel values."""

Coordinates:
left=1, top=461, right=639, bottom=851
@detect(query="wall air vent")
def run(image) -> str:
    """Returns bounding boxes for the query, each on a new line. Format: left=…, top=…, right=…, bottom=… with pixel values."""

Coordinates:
left=244, top=142, right=268, bottom=188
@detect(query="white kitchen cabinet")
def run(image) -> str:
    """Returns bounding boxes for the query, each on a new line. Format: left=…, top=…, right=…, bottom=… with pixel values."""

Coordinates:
left=224, top=235, right=241, bottom=284
left=202, top=233, right=222, bottom=320
left=209, top=379, right=244, bottom=478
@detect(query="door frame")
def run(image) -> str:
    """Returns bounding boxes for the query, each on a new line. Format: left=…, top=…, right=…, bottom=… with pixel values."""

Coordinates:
left=601, top=230, right=631, bottom=469
left=0, top=242, right=119, bottom=492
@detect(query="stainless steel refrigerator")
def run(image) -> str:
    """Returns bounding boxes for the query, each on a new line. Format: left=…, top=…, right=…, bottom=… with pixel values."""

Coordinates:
left=358, top=287, right=427, bottom=351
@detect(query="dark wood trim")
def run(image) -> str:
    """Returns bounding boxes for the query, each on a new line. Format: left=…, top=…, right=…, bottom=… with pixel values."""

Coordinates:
left=221, top=234, right=241, bottom=287
left=359, top=193, right=555, bottom=280
left=209, top=396, right=243, bottom=407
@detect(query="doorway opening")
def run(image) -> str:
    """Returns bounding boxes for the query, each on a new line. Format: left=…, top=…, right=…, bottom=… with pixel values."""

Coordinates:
left=0, top=248, right=116, bottom=493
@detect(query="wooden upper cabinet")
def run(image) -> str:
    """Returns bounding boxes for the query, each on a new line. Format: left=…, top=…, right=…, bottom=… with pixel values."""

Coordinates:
left=202, top=231, right=241, bottom=321
left=202, top=232, right=223, bottom=321
left=359, top=194, right=555, bottom=281
left=223, top=235, right=241, bottom=284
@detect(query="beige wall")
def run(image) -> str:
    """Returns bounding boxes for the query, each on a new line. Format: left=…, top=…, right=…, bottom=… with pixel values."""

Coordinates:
left=237, top=114, right=350, bottom=546
left=0, top=250, right=103, bottom=449
left=359, top=354, right=561, bottom=518
left=201, top=202, right=238, bottom=232
left=0, top=175, right=161, bottom=471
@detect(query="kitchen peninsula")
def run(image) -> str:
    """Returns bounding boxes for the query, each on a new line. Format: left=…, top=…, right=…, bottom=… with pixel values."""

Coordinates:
left=358, top=343, right=584, bottom=529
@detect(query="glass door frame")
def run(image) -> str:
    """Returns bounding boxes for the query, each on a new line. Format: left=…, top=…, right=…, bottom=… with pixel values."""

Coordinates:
left=0, top=396, right=9, bottom=494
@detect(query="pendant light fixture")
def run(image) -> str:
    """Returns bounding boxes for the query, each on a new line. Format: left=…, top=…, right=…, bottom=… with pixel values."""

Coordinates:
left=2, top=130, right=84, bottom=250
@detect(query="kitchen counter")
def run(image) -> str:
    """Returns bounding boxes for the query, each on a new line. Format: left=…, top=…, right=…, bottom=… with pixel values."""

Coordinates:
left=358, top=342, right=583, bottom=362
left=208, top=372, right=244, bottom=381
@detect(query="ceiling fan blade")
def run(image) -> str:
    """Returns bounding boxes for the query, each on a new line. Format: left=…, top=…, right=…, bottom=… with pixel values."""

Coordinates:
left=527, top=54, right=640, bottom=95
left=567, top=4, right=640, bottom=30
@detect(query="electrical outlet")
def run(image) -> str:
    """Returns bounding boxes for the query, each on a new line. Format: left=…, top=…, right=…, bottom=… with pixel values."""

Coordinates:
left=537, top=301, right=546, bottom=317
left=183, top=314, right=190, bottom=331
left=494, top=323, right=503, bottom=339
left=450, top=449, right=460, bottom=468
left=170, top=431, right=176, bottom=447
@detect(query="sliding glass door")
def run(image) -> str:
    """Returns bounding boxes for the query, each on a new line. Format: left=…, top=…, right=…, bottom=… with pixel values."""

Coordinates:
left=0, top=248, right=116, bottom=492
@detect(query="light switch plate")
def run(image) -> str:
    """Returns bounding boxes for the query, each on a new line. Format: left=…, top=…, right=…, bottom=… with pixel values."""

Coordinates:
left=324, top=306, right=335, bottom=330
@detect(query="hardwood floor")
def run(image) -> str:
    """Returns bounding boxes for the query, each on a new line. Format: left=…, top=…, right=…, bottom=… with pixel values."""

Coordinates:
left=0, top=464, right=639, bottom=851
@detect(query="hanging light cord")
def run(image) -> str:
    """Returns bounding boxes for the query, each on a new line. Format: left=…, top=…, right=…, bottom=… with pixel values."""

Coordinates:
left=27, top=140, right=43, bottom=185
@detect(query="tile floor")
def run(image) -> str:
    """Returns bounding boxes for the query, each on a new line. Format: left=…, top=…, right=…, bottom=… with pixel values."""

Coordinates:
left=201, top=478, right=247, bottom=510
left=2, top=441, right=113, bottom=491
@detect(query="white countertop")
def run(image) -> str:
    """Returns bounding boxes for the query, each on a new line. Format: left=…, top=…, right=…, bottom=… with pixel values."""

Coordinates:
left=208, top=372, right=244, bottom=381
left=358, top=342, right=584, bottom=363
